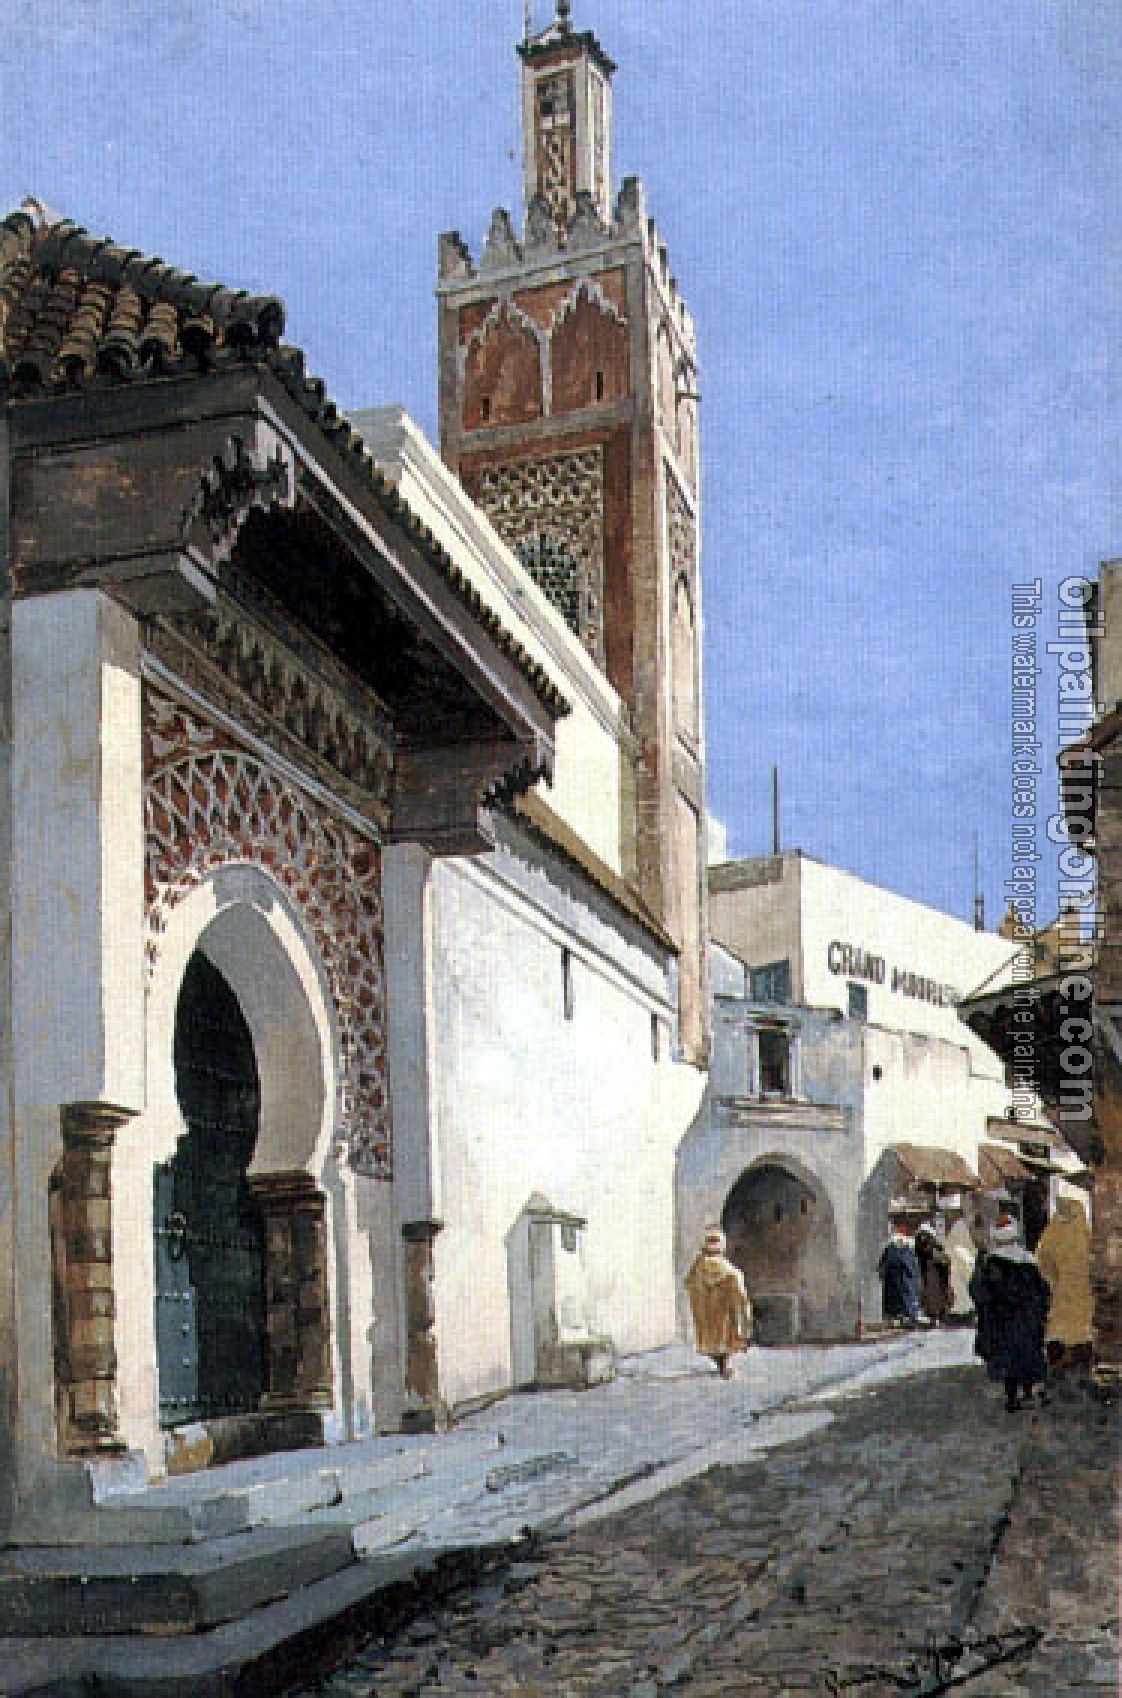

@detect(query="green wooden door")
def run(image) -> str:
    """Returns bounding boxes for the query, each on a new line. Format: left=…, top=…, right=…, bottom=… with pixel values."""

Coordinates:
left=154, top=953, right=266, bottom=1427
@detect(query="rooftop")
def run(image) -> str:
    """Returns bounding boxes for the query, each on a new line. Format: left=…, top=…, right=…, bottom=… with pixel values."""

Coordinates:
left=0, top=199, right=568, bottom=718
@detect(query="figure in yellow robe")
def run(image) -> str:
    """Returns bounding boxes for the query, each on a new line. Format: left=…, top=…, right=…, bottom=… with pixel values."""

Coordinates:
left=1035, top=1196, right=1093, bottom=1372
left=685, top=1227, right=752, bottom=1378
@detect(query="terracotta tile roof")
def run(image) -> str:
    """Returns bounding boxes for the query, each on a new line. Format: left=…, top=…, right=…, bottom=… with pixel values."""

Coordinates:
left=0, top=199, right=569, bottom=720
left=0, top=201, right=285, bottom=391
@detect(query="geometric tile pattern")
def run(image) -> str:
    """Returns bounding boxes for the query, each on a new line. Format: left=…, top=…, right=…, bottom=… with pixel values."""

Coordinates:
left=143, top=689, right=391, bottom=1178
left=476, top=446, right=605, bottom=662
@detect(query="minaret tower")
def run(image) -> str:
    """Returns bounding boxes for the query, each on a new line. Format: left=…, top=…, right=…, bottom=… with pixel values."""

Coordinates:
left=520, top=0, right=613, bottom=232
left=437, top=3, right=708, bottom=1061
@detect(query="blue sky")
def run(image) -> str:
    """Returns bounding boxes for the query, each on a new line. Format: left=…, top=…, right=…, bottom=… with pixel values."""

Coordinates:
left=3, top=0, right=1117, bottom=923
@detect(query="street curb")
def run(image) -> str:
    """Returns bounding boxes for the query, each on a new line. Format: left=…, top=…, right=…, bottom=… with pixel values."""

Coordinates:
left=0, top=1538, right=534, bottom=1698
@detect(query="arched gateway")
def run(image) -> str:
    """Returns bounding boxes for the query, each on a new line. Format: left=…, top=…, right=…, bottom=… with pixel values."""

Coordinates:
left=112, top=862, right=350, bottom=1468
left=721, top=1158, right=844, bottom=1342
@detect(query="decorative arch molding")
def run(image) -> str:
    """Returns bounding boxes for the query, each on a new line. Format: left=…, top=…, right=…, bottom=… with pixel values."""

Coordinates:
left=463, top=294, right=547, bottom=360
left=549, top=281, right=630, bottom=415
left=547, top=276, right=629, bottom=338
left=671, top=567, right=699, bottom=742
left=461, top=298, right=546, bottom=429
left=143, top=687, right=391, bottom=1177
left=655, top=318, right=676, bottom=430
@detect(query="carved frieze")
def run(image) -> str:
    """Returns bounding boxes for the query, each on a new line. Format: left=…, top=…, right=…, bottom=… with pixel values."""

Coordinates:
left=149, top=593, right=395, bottom=829
left=181, top=433, right=295, bottom=572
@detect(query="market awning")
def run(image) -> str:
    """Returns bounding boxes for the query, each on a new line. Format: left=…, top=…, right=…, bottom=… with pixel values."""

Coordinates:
left=979, top=1142, right=1034, bottom=1187
left=890, top=1143, right=981, bottom=1191
left=984, top=1115, right=1067, bottom=1150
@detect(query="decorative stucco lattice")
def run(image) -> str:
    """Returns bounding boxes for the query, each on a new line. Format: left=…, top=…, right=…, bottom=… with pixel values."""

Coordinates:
left=143, top=690, right=391, bottom=1178
left=476, top=448, right=605, bottom=662
left=535, top=72, right=576, bottom=226
left=667, top=465, right=699, bottom=741
left=514, top=534, right=579, bottom=634
left=666, top=465, right=697, bottom=589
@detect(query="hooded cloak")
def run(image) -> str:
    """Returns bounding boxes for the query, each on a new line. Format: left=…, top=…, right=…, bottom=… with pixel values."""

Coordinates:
left=1034, top=1198, right=1093, bottom=1348
left=685, top=1233, right=752, bottom=1357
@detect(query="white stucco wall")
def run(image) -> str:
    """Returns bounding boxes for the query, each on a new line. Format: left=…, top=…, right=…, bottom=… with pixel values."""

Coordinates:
left=351, top=407, right=629, bottom=874
left=861, top=1024, right=1008, bottom=1175
left=418, top=837, right=703, bottom=1410
left=700, top=861, right=1018, bottom=1335
left=8, top=591, right=145, bottom=1503
left=710, top=852, right=1014, bottom=1059
left=797, top=856, right=1016, bottom=1044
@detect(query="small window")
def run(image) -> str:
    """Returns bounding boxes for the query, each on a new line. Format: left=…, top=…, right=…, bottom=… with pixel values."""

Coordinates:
left=562, top=947, right=574, bottom=1021
left=750, top=960, right=792, bottom=1005
left=848, top=981, right=868, bottom=1021
left=480, top=396, right=491, bottom=421
left=872, top=1063, right=883, bottom=1082
left=800, top=1196, right=810, bottom=1216
left=594, top=370, right=605, bottom=402
left=773, top=1203, right=783, bottom=1224
left=759, top=1028, right=791, bottom=1096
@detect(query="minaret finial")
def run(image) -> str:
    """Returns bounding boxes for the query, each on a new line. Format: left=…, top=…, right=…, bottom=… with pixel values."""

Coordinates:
left=556, top=0, right=572, bottom=31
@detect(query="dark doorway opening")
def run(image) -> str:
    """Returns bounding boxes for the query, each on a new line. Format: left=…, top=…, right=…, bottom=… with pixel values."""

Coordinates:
left=722, top=1162, right=842, bottom=1340
left=154, top=952, right=266, bottom=1427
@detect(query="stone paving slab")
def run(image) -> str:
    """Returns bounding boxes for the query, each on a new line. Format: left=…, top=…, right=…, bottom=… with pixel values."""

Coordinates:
left=9, top=1331, right=1095, bottom=1697
left=293, top=1356, right=1118, bottom=1698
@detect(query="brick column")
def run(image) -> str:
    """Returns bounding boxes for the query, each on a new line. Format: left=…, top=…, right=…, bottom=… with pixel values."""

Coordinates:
left=401, top=1218, right=444, bottom=1432
left=52, top=1102, right=133, bottom=1456
left=249, top=1173, right=333, bottom=1411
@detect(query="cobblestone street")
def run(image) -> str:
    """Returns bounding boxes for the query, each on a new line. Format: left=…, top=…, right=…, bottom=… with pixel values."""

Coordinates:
left=295, top=1362, right=1118, bottom=1697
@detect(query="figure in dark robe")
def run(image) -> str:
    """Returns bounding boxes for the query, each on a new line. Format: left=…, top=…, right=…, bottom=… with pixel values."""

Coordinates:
left=877, top=1226, right=920, bottom=1326
left=915, top=1223, right=951, bottom=1324
left=970, top=1216, right=1051, bottom=1412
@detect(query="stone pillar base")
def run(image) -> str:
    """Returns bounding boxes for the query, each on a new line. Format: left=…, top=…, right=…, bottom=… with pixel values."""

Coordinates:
left=52, top=1103, right=134, bottom=1458
left=249, top=1172, right=334, bottom=1415
left=401, top=1218, right=444, bottom=1431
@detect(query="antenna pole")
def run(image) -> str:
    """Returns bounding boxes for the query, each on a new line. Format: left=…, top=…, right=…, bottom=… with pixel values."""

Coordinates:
left=973, top=830, right=985, bottom=931
left=771, top=765, right=780, bottom=856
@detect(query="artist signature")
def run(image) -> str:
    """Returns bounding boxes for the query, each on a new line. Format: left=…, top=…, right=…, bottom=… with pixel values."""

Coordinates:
left=822, top=1625, right=1042, bottom=1694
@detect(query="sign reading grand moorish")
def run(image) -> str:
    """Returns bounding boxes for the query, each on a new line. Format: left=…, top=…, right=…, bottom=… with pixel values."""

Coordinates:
left=827, top=941, right=960, bottom=1009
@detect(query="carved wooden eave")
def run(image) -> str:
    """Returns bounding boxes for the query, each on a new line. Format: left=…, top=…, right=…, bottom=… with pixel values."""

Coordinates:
left=6, top=364, right=564, bottom=853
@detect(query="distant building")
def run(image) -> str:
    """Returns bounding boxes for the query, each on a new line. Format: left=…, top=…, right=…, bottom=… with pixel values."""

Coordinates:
left=679, top=851, right=1030, bottom=1337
